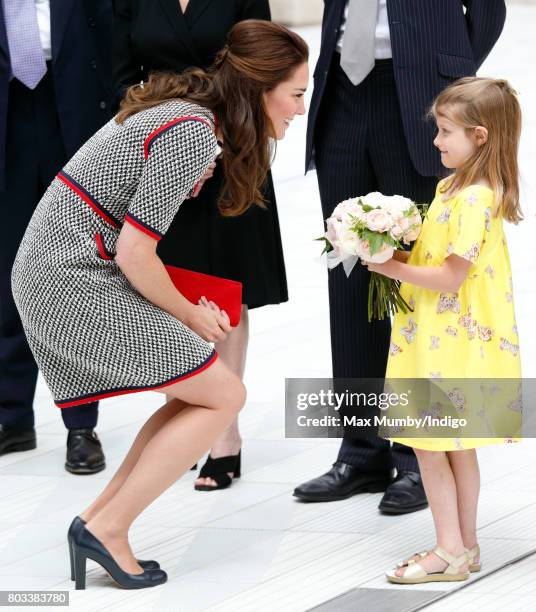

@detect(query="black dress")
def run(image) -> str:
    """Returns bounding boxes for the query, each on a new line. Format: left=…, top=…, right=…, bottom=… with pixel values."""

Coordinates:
left=113, top=0, right=288, bottom=308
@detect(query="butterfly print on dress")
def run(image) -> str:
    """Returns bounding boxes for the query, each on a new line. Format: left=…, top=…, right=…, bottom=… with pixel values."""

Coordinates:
left=458, top=307, right=477, bottom=340
left=462, top=243, right=480, bottom=262
left=447, top=388, right=466, bottom=413
left=437, top=293, right=460, bottom=314
left=436, top=207, right=451, bottom=223
left=477, top=326, right=494, bottom=342
left=400, top=318, right=417, bottom=344
left=500, top=337, right=519, bottom=356
left=389, top=341, right=403, bottom=356
left=484, top=207, right=491, bottom=231
left=465, top=192, right=479, bottom=206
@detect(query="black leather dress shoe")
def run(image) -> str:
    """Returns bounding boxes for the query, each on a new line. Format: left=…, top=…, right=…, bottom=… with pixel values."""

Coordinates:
left=378, top=470, right=428, bottom=515
left=0, top=425, right=36, bottom=456
left=293, top=461, right=390, bottom=502
left=65, top=429, right=105, bottom=475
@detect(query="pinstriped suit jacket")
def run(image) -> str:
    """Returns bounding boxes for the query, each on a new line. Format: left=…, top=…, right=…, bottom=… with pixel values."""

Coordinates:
left=305, top=0, right=507, bottom=177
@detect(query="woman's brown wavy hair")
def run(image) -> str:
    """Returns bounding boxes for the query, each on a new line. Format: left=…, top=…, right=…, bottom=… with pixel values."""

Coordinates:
left=116, top=20, right=308, bottom=217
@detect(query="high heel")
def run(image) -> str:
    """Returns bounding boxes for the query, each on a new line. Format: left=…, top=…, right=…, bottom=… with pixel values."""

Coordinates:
left=194, top=450, right=241, bottom=491
left=68, top=516, right=159, bottom=580
left=70, top=522, right=167, bottom=590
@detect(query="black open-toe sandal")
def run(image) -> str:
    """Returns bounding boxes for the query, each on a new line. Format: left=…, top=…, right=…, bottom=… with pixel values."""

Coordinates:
left=194, top=451, right=241, bottom=491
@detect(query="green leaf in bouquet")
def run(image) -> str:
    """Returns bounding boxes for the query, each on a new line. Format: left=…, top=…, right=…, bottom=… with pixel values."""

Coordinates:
left=350, top=218, right=367, bottom=233
left=315, top=236, right=333, bottom=255
left=367, top=232, right=385, bottom=256
left=383, top=234, right=399, bottom=247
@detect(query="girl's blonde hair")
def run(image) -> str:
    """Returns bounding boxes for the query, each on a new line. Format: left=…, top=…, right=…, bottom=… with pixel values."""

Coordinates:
left=430, top=77, right=523, bottom=224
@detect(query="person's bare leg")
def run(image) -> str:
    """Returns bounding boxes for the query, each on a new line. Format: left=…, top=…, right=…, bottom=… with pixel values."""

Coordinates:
left=79, top=397, right=189, bottom=522
left=80, top=359, right=246, bottom=574
left=195, top=305, right=248, bottom=488
left=395, top=448, right=468, bottom=577
left=448, top=449, right=480, bottom=562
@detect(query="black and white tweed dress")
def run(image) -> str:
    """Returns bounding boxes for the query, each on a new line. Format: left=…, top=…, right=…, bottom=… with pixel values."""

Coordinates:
left=12, top=100, right=219, bottom=408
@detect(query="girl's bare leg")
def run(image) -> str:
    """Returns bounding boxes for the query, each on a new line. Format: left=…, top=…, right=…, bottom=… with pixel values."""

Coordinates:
left=395, top=448, right=468, bottom=576
left=195, top=305, right=248, bottom=487
left=448, top=449, right=480, bottom=561
left=79, top=358, right=246, bottom=574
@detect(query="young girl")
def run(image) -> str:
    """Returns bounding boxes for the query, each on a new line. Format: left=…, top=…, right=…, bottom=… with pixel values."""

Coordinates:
left=365, top=77, right=523, bottom=584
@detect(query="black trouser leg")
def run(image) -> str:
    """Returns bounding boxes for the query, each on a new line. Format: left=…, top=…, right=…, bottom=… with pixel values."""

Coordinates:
left=0, top=71, right=99, bottom=432
left=314, top=56, right=437, bottom=473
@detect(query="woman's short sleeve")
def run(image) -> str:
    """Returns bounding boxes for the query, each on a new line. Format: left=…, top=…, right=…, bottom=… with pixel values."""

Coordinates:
left=125, top=119, right=217, bottom=240
left=447, top=187, right=493, bottom=264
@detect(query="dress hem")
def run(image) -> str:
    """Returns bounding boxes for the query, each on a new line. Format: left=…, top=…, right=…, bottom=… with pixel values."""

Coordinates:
left=56, top=350, right=218, bottom=408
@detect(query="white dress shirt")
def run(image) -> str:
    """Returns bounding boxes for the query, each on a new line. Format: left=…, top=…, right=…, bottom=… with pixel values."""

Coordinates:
left=35, top=0, right=52, bottom=60
left=336, top=0, right=392, bottom=59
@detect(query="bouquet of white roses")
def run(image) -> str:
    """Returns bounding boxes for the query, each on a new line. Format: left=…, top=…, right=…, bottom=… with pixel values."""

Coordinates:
left=318, top=192, right=424, bottom=321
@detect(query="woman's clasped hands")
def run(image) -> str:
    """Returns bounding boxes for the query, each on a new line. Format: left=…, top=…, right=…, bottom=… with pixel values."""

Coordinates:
left=185, top=296, right=232, bottom=343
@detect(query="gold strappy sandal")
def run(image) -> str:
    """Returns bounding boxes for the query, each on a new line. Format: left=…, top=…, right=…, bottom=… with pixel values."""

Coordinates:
left=387, top=547, right=469, bottom=584
left=397, top=543, right=481, bottom=573
left=467, top=544, right=481, bottom=572
left=396, top=550, right=427, bottom=569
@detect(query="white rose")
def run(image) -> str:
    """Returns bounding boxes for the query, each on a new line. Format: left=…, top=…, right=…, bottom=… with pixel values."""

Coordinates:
left=330, top=199, right=362, bottom=227
left=403, top=211, right=423, bottom=243
left=351, top=203, right=369, bottom=223
left=398, top=216, right=411, bottom=232
left=331, top=201, right=347, bottom=222
left=388, top=194, right=413, bottom=212
left=389, top=223, right=404, bottom=241
left=358, top=239, right=394, bottom=263
left=361, top=192, right=385, bottom=208
left=384, top=196, right=415, bottom=227
left=337, top=229, right=361, bottom=257
left=366, top=208, right=393, bottom=233
left=326, top=217, right=343, bottom=246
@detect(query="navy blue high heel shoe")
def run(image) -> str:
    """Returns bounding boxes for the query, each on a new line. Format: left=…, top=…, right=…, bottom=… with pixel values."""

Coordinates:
left=68, top=516, right=160, bottom=580
left=70, top=521, right=167, bottom=589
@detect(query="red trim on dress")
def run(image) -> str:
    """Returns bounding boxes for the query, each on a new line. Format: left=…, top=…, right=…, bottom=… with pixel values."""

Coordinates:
left=56, top=352, right=219, bottom=408
left=124, top=214, right=162, bottom=240
left=95, top=233, right=113, bottom=260
left=57, top=173, right=119, bottom=228
left=144, top=116, right=214, bottom=159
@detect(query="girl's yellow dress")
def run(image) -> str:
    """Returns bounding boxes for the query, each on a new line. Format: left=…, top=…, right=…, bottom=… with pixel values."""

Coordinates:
left=384, top=182, right=521, bottom=451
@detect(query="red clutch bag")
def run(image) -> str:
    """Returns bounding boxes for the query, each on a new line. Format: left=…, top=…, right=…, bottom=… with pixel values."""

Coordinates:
left=165, top=265, right=243, bottom=327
